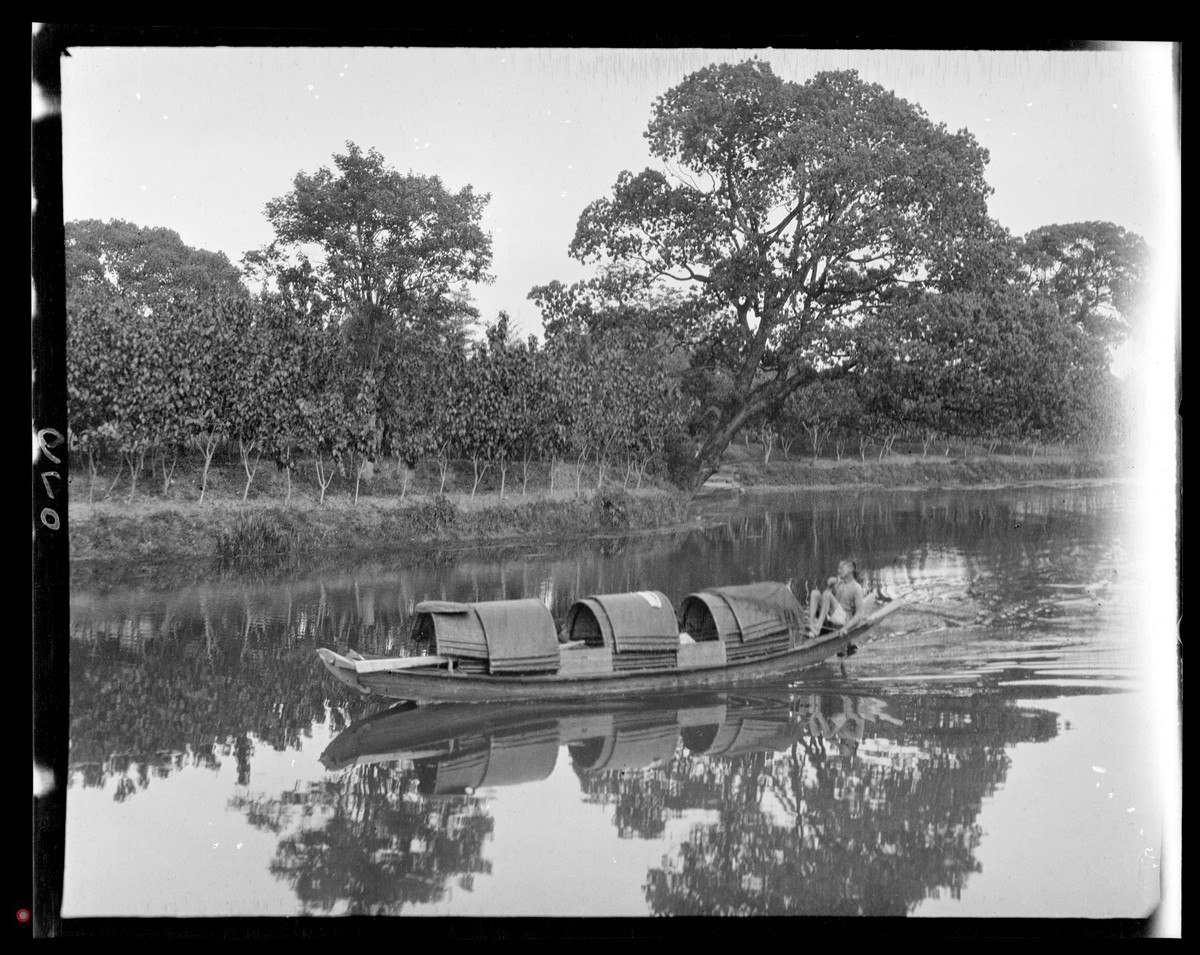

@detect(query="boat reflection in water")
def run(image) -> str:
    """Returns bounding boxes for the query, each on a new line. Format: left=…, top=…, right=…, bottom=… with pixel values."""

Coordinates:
left=322, top=696, right=779, bottom=792
left=318, top=689, right=1061, bottom=915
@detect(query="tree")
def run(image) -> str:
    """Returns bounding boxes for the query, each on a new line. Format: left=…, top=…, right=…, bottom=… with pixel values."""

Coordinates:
left=248, top=143, right=492, bottom=492
left=65, top=219, right=248, bottom=314
left=567, top=61, right=1001, bottom=489
left=66, top=287, right=125, bottom=502
left=1016, top=221, right=1150, bottom=346
left=779, top=379, right=855, bottom=463
left=880, top=290, right=1113, bottom=455
left=248, top=143, right=493, bottom=362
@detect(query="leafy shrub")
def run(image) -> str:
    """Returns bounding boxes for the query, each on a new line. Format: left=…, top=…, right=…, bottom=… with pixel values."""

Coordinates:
left=413, top=495, right=458, bottom=534
left=215, top=509, right=309, bottom=565
left=593, top=490, right=630, bottom=529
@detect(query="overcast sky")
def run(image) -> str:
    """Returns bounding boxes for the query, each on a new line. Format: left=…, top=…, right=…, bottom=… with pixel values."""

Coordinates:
left=59, top=43, right=1178, bottom=340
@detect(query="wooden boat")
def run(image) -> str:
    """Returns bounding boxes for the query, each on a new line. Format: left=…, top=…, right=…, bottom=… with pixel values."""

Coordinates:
left=316, top=582, right=904, bottom=704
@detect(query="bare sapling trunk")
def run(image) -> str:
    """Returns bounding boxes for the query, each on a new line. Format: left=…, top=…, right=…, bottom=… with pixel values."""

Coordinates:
left=284, top=465, right=292, bottom=505
left=575, top=448, right=587, bottom=499
left=108, top=457, right=124, bottom=494
left=125, top=448, right=147, bottom=502
left=470, top=454, right=488, bottom=498
left=195, top=432, right=219, bottom=505
left=521, top=452, right=531, bottom=496
left=159, top=446, right=178, bottom=495
left=314, top=453, right=335, bottom=505
left=239, top=437, right=261, bottom=502
left=498, top=454, right=508, bottom=500
left=859, top=435, right=870, bottom=463
left=437, top=449, right=450, bottom=494
left=86, top=449, right=99, bottom=507
left=354, top=456, right=370, bottom=506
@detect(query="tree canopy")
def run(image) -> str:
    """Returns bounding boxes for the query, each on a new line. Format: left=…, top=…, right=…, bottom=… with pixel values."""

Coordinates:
left=566, top=60, right=1004, bottom=486
left=65, top=218, right=248, bottom=313
left=246, top=142, right=493, bottom=358
left=1015, top=220, right=1150, bottom=346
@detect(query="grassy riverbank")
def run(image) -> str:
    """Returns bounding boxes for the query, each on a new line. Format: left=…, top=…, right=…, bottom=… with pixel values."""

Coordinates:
left=705, top=445, right=1122, bottom=491
left=65, top=450, right=1124, bottom=569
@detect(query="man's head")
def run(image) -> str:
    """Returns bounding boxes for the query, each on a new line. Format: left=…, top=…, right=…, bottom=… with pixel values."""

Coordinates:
left=838, top=559, right=857, bottom=579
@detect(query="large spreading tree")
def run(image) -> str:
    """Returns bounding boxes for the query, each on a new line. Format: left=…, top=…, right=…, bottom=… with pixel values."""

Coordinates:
left=567, top=60, right=1004, bottom=489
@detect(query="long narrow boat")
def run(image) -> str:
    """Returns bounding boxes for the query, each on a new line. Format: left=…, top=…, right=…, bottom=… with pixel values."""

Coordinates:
left=317, top=582, right=904, bottom=704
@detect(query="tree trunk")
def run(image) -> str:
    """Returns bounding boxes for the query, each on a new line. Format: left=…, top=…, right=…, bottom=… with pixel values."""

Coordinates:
left=159, top=447, right=177, bottom=495
left=438, top=456, right=449, bottom=494
left=315, top=453, right=335, bottom=506
left=284, top=465, right=292, bottom=505
left=470, top=454, right=487, bottom=498
left=108, top=457, right=124, bottom=494
left=87, top=449, right=99, bottom=507
left=239, top=437, right=260, bottom=502
left=690, top=401, right=769, bottom=492
left=575, top=449, right=587, bottom=499
left=126, top=448, right=146, bottom=502
left=196, top=433, right=218, bottom=505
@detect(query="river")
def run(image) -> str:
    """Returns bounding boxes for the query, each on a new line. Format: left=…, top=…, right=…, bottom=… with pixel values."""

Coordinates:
left=61, top=482, right=1176, bottom=924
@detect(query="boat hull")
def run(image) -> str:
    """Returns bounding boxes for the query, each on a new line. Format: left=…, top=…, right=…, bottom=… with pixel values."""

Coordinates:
left=319, top=600, right=902, bottom=704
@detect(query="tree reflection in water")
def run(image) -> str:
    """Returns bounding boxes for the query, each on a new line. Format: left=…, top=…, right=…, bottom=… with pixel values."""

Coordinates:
left=290, top=687, right=1061, bottom=915
left=233, top=765, right=495, bottom=915
left=561, top=693, right=1058, bottom=916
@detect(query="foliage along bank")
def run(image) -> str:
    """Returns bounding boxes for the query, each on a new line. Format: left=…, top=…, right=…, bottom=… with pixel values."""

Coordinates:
left=65, top=63, right=1147, bottom=512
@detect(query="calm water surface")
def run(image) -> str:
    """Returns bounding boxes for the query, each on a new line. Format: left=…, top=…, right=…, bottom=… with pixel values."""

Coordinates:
left=63, top=483, right=1170, bottom=920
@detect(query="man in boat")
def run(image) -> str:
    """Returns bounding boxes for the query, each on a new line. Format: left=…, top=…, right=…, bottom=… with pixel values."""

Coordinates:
left=806, top=559, right=866, bottom=638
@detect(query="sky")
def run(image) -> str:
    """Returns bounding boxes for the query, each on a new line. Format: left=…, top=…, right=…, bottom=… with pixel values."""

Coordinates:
left=56, top=42, right=1179, bottom=343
